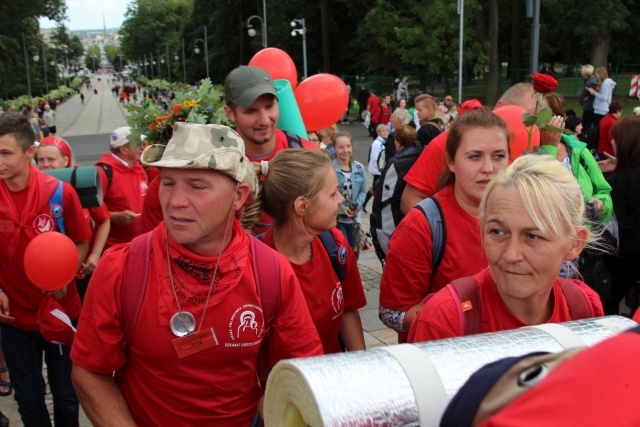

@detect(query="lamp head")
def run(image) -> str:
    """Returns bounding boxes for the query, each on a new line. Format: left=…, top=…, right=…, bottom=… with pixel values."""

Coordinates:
left=291, top=21, right=296, bottom=27
left=194, top=47, right=200, bottom=54
left=248, top=27, right=256, bottom=37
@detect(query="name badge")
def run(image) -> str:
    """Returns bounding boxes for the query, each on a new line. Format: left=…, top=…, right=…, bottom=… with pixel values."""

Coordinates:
left=172, top=328, right=219, bottom=358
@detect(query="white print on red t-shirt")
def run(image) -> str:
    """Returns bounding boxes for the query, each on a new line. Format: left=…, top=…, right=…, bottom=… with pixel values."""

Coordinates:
left=140, top=181, right=149, bottom=197
left=331, top=282, right=345, bottom=318
left=33, top=214, right=55, bottom=233
left=227, top=304, right=265, bottom=346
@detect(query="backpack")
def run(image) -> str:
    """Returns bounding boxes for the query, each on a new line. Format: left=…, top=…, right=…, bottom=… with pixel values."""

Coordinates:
left=421, top=276, right=596, bottom=336
left=284, top=130, right=302, bottom=149
left=369, top=144, right=425, bottom=264
left=49, top=180, right=65, bottom=234
left=121, top=232, right=281, bottom=386
left=96, top=162, right=152, bottom=191
left=367, top=138, right=387, bottom=175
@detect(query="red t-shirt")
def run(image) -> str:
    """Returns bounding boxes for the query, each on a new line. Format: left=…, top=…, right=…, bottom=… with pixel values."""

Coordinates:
left=480, top=326, right=640, bottom=427
left=84, top=204, right=111, bottom=253
left=96, top=153, right=149, bottom=248
left=403, top=131, right=448, bottom=197
left=139, top=175, right=162, bottom=235
left=367, top=95, right=381, bottom=123
left=0, top=168, right=91, bottom=330
left=379, top=185, right=487, bottom=342
left=71, top=221, right=322, bottom=426
left=408, top=268, right=604, bottom=343
left=262, top=228, right=366, bottom=354
left=597, top=113, right=617, bottom=155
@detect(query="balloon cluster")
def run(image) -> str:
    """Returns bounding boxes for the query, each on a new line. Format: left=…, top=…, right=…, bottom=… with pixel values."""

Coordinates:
left=249, top=48, right=349, bottom=131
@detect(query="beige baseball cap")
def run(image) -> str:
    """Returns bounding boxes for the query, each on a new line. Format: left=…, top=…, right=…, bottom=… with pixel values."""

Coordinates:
left=140, top=122, right=259, bottom=197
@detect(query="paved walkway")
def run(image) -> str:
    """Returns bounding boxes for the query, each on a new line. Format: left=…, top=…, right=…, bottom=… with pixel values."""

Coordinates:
left=2, top=78, right=395, bottom=426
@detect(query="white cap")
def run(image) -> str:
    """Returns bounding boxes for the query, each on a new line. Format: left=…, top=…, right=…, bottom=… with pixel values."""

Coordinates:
left=110, top=126, right=132, bottom=148
left=633, top=106, right=640, bottom=116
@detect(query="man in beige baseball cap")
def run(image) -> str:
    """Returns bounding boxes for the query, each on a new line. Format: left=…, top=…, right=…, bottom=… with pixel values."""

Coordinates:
left=71, top=122, right=322, bottom=427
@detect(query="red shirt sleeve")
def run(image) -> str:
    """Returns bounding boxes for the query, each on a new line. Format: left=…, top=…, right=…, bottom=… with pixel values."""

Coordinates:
left=404, top=131, right=448, bottom=197
left=71, top=245, right=129, bottom=373
left=62, top=182, right=92, bottom=243
left=88, top=203, right=110, bottom=224
left=379, top=208, right=434, bottom=311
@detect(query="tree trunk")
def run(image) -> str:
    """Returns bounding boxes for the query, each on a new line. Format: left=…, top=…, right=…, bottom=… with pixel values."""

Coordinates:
left=485, top=0, right=500, bottom=105
left=321, top=0, right=330, bottom=72
left=591, top=28, right=610, bottom=69
left=510, top=0, right=522, bottom=85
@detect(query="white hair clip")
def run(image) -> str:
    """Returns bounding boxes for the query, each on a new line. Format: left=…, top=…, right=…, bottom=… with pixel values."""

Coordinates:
left=260, top=160, right=269, bottom=177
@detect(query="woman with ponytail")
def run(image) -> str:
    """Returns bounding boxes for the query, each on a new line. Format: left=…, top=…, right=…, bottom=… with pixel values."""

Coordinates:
left=243, top=149, right=366, bottom=354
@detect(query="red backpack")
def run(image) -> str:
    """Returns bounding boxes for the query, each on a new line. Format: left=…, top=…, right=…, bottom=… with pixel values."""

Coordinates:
left=421, top=276, right=596, bottom=335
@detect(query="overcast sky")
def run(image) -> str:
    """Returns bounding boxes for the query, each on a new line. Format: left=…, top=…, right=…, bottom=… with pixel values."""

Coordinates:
left=39, top=0, right=130, bottom=31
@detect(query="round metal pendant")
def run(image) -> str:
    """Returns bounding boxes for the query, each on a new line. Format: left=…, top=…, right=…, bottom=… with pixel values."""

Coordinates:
left=170, top=311, right=196, bottom=337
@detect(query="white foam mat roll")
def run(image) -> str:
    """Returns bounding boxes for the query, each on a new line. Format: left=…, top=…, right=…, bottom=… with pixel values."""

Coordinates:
left=265, top=316, right=636, bottom=427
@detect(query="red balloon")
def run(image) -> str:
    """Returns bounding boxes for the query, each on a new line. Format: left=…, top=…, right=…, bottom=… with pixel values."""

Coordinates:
left=294, top=74, right=349, bottom=131
left=249, top=48, right=298, bottom=90
left=493, top=105, right=541, bottom=159
left=24, top=232, right=78, bottom=291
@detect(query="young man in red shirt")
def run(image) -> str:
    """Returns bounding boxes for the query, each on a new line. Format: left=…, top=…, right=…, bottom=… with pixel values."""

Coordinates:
left=96, top=126, right=149, bottom=248
left=597, top=101, right=622, bottom=156
left=0, top=113, right=91, bottom=426
left=71, top=123, right=322, bottom=427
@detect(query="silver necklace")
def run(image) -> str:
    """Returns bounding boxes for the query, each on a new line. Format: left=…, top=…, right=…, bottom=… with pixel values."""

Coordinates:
left=164, top=192, right=237, bottom=337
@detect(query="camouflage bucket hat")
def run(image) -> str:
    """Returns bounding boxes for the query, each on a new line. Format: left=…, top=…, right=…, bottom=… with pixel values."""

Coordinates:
left=141, top=122, right=259, bottom=197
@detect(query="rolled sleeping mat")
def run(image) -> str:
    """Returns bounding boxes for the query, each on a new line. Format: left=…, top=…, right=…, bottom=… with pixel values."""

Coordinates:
left=264, top=315, right=637, bottom=427
left=275, top=79, right=308, bottom=139
left=44, top=166, right=103, bottom=208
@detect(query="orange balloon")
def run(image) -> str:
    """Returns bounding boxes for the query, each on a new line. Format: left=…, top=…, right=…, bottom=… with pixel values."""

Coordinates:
left=24, top=232, right=78, bottom=291
left=493, top=105, right=541, bottom=159
left=249, top=48, right=298, bottom=90
left=294, top=74, right=349, bottom=131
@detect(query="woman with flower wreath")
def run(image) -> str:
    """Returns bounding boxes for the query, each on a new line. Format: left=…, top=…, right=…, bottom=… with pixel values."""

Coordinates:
left=332, top=132, right=367, bottom=259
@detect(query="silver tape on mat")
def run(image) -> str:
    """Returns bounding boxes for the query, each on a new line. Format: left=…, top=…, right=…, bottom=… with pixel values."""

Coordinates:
left=525, top=323, right=586, bottom=349
left=379, top=344, right=448, bottom=427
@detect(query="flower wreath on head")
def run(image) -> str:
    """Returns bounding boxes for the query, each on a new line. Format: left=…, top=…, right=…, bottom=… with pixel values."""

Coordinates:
left=125, top=78, right=232, bottom=148
left=522, top=72, right=571, bottom=154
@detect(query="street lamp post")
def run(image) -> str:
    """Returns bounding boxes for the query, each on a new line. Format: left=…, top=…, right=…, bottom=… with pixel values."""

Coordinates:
left=117, top=52, right=123, bottom=72
left=157, top=49, right=162, bottom=79
left=193, top=26, right=209, bottom=79
left=143, top=54, right=148, bottom=78
left=51, top=51, right=59, bottom=88
left=22, top=33, right=33, bottom=100
left=90, top=53, right=96, bottom=72
left=165, top=46, right=171, bottom=81
left=149, top=52, right=155, bottom=80
left=457, top=0, right=464, bottom=104
left=247, top=15, right=267, bottom=48
left=42, top=44, right=49, bottom=93
left=291, top=18, right=307, bottom=79
left=175, top=39, right=186, bottom=84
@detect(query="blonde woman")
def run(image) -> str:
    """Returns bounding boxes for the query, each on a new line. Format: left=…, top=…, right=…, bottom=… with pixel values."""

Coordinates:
left=409, top=155, right=604, bottom=343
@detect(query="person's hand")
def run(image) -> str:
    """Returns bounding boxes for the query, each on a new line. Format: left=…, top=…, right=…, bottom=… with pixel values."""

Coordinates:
left=0, top=292, right=15, bottom=324
left=587, top=87, right=597, bottom=95
left=46, top=286, right=68, bottom=301
left=587, top=198, right=604, bottom=219
left=111, top=210, right=140, bottom=225
left=344, top=207, right=356, bottom=217
left=597, top=152, right=617, bottom=173
left=539, top=115, right=565, bottom=147
left=79, top=253, right=100, bottom=276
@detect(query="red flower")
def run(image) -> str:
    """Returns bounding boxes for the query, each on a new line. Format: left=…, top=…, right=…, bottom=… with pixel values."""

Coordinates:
left=531, top=72, right=558, bottom=93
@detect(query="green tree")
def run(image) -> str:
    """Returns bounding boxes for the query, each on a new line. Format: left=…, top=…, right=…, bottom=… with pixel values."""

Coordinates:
left=119, top=0, right=193, bottom=81
left=85, top=45, right=100, bottom=71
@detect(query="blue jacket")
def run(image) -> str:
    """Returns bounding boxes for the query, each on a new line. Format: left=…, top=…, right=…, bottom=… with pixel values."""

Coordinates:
left=333, top=159, right=367, bottom=217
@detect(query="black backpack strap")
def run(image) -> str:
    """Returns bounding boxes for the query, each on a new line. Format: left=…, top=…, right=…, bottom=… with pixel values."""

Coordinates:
left=448, top=276, right=482, bottom=336
left=96, top=162, right=113, bottom=190
left=416, top=197, right=446, bottom=281
left=284, top=130, right=302, bottom=149
left=318, top=230, right=347, bottom=283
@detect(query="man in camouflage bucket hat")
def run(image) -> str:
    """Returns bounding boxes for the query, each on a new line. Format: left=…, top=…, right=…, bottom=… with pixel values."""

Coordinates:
left=71, top=124, right=322, bottom=426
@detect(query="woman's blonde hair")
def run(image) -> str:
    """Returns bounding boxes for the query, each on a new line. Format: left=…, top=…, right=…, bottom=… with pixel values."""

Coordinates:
left=479, top=155, right=590, bottom=244
left=241, top=149, right=332, bottom=233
